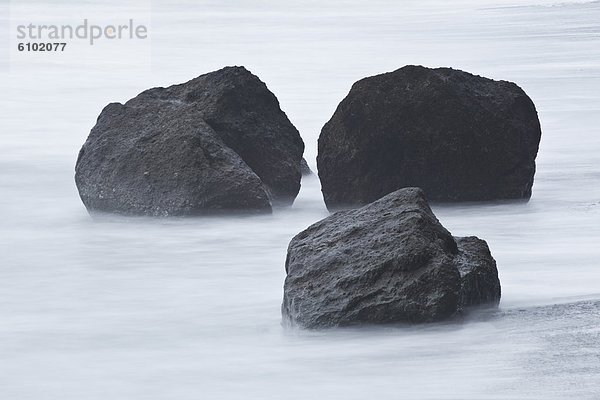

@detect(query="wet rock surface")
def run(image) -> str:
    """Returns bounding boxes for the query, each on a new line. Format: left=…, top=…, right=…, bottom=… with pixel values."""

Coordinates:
left=282, top=187, right=500, bottom=329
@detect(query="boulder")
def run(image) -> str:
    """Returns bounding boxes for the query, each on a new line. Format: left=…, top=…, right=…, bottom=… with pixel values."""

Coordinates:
left=282, top=187, right=500, bottom=329
left=75, top=66, right=304, bottom=216
left=317, top=65, right=542, bottom=210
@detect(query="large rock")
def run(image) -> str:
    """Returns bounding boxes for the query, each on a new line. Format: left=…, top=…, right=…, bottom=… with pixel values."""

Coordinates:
left=282, top=187, right=500, bottom=329
left=76, top=66, right=304, bottom=216
left=317, top=65, right=542, bottom=210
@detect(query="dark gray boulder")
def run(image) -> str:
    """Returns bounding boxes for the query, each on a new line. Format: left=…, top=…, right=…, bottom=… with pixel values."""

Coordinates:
left=317, top=65, right=542, bottom=210
left=76, top=66, right=304, bottom=216
left=282, top=187, right=500, bottom=329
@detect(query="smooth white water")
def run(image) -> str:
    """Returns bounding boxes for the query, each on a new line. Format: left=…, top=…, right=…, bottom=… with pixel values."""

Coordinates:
left=1, top=0, right=600, bottom=398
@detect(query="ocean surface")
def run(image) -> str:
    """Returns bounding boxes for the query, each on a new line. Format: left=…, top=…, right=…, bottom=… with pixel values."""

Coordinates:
left=1, top=0, right=600, bottom=398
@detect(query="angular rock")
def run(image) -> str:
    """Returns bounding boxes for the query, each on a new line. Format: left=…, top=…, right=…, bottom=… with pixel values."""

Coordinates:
left=317, top=65, right=542, bottom=210
left=76, top=66, right=304, bottom=216
left=282, top=187, right=500, bottom=329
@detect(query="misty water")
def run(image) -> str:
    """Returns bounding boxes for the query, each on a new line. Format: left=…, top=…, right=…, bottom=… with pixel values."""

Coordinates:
left=1, top=0, right=600, bottom=398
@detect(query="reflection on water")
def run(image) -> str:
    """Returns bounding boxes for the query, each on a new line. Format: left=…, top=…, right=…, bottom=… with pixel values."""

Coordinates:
left=1, top=0, right=600, bottom=398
